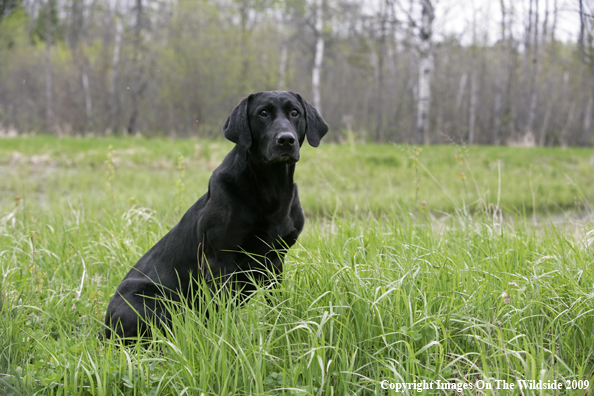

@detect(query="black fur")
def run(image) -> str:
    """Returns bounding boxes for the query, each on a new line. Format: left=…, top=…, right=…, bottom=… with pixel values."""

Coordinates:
left=103, top=91, right=328, bottom=340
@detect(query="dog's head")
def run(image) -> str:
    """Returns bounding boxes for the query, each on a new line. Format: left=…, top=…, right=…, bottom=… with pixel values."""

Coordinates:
left=223, top=91, right=328, bottom=164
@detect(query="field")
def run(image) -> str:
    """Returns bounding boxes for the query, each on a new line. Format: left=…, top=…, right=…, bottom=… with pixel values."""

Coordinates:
left=1, top=136, right=593, bottom=395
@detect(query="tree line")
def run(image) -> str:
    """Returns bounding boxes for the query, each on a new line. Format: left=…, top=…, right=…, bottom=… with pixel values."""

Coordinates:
left=0, top=0, right=592, bottom=146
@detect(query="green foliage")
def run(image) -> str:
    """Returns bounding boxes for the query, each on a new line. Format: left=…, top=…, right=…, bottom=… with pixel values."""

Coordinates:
left=0, top=136, right=593, bottom=394
left=0, top=0, right=590, bottom=144
left=0, top=0, right=19, bottom=21
left=30, top=0, right=63, bottom=43
left=0, top=4, right=27, bottom=50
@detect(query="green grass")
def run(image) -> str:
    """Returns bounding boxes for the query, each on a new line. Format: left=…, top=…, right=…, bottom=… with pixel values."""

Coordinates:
left=2, top=135, right=594, bottom=216
left=1, top=136, right=593, bottom=395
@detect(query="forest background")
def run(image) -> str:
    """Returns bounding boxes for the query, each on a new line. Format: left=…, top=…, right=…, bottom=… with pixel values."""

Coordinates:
left=0, top=0, right=592, bottom=146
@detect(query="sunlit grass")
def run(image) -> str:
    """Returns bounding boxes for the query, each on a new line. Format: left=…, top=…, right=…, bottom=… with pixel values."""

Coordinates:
left=1, top=135, right=594, bottom=216
left=1, top=136, right=593, bottom=395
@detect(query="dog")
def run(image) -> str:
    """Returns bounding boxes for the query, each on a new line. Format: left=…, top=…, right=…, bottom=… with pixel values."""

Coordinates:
left=103, top=91, right=328, bottom=340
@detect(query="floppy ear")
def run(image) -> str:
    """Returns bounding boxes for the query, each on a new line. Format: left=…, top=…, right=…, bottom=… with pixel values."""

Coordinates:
left=295, top=93, right=329, bottom=147
left=223, top=94, right=253, bottom=150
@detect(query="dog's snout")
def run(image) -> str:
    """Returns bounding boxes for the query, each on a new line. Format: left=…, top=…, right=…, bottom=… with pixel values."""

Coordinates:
left=276, top=132, right=296, bottom=148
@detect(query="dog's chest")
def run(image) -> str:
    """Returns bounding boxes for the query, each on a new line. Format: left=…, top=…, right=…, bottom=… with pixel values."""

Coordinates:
left=250, top=199, right=300, bottom=247
left=264, top=214, right=295, bottom=241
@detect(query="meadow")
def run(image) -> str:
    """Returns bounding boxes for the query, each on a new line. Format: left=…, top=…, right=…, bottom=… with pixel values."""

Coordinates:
left=0, top=136, right=593, bottom=395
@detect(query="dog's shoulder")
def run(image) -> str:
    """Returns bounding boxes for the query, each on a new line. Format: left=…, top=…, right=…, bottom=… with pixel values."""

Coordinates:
left=208, top=147, right=250, bottom=192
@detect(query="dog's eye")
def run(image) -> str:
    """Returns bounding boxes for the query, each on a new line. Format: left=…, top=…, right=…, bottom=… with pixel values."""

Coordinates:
left=259, top=110, right=269, bottom=117
left=290, top=110, right=299, bottom=117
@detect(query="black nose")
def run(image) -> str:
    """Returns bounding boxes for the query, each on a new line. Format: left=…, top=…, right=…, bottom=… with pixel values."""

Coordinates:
left=276, top=132, right=296, bottom=148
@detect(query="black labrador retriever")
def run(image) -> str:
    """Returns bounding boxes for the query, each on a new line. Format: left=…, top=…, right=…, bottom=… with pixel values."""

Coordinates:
left=103, top=91, right=328, bottom=340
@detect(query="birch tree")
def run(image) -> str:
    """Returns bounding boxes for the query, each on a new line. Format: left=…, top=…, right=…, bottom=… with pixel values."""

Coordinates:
left=415, top=0, right=434, bottom=144
left=0, top=0, right=590, bottom=144
left=312, top=0, right=324, bottom=113
left=109, top=0, right=123, bottom=134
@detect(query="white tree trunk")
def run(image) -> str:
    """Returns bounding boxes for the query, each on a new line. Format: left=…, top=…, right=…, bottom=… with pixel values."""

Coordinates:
left=312, top=0, right=324, bottom=113
left=109, top=3, right=123, bottom=134
left=415, top=0, right=434, bottom=144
